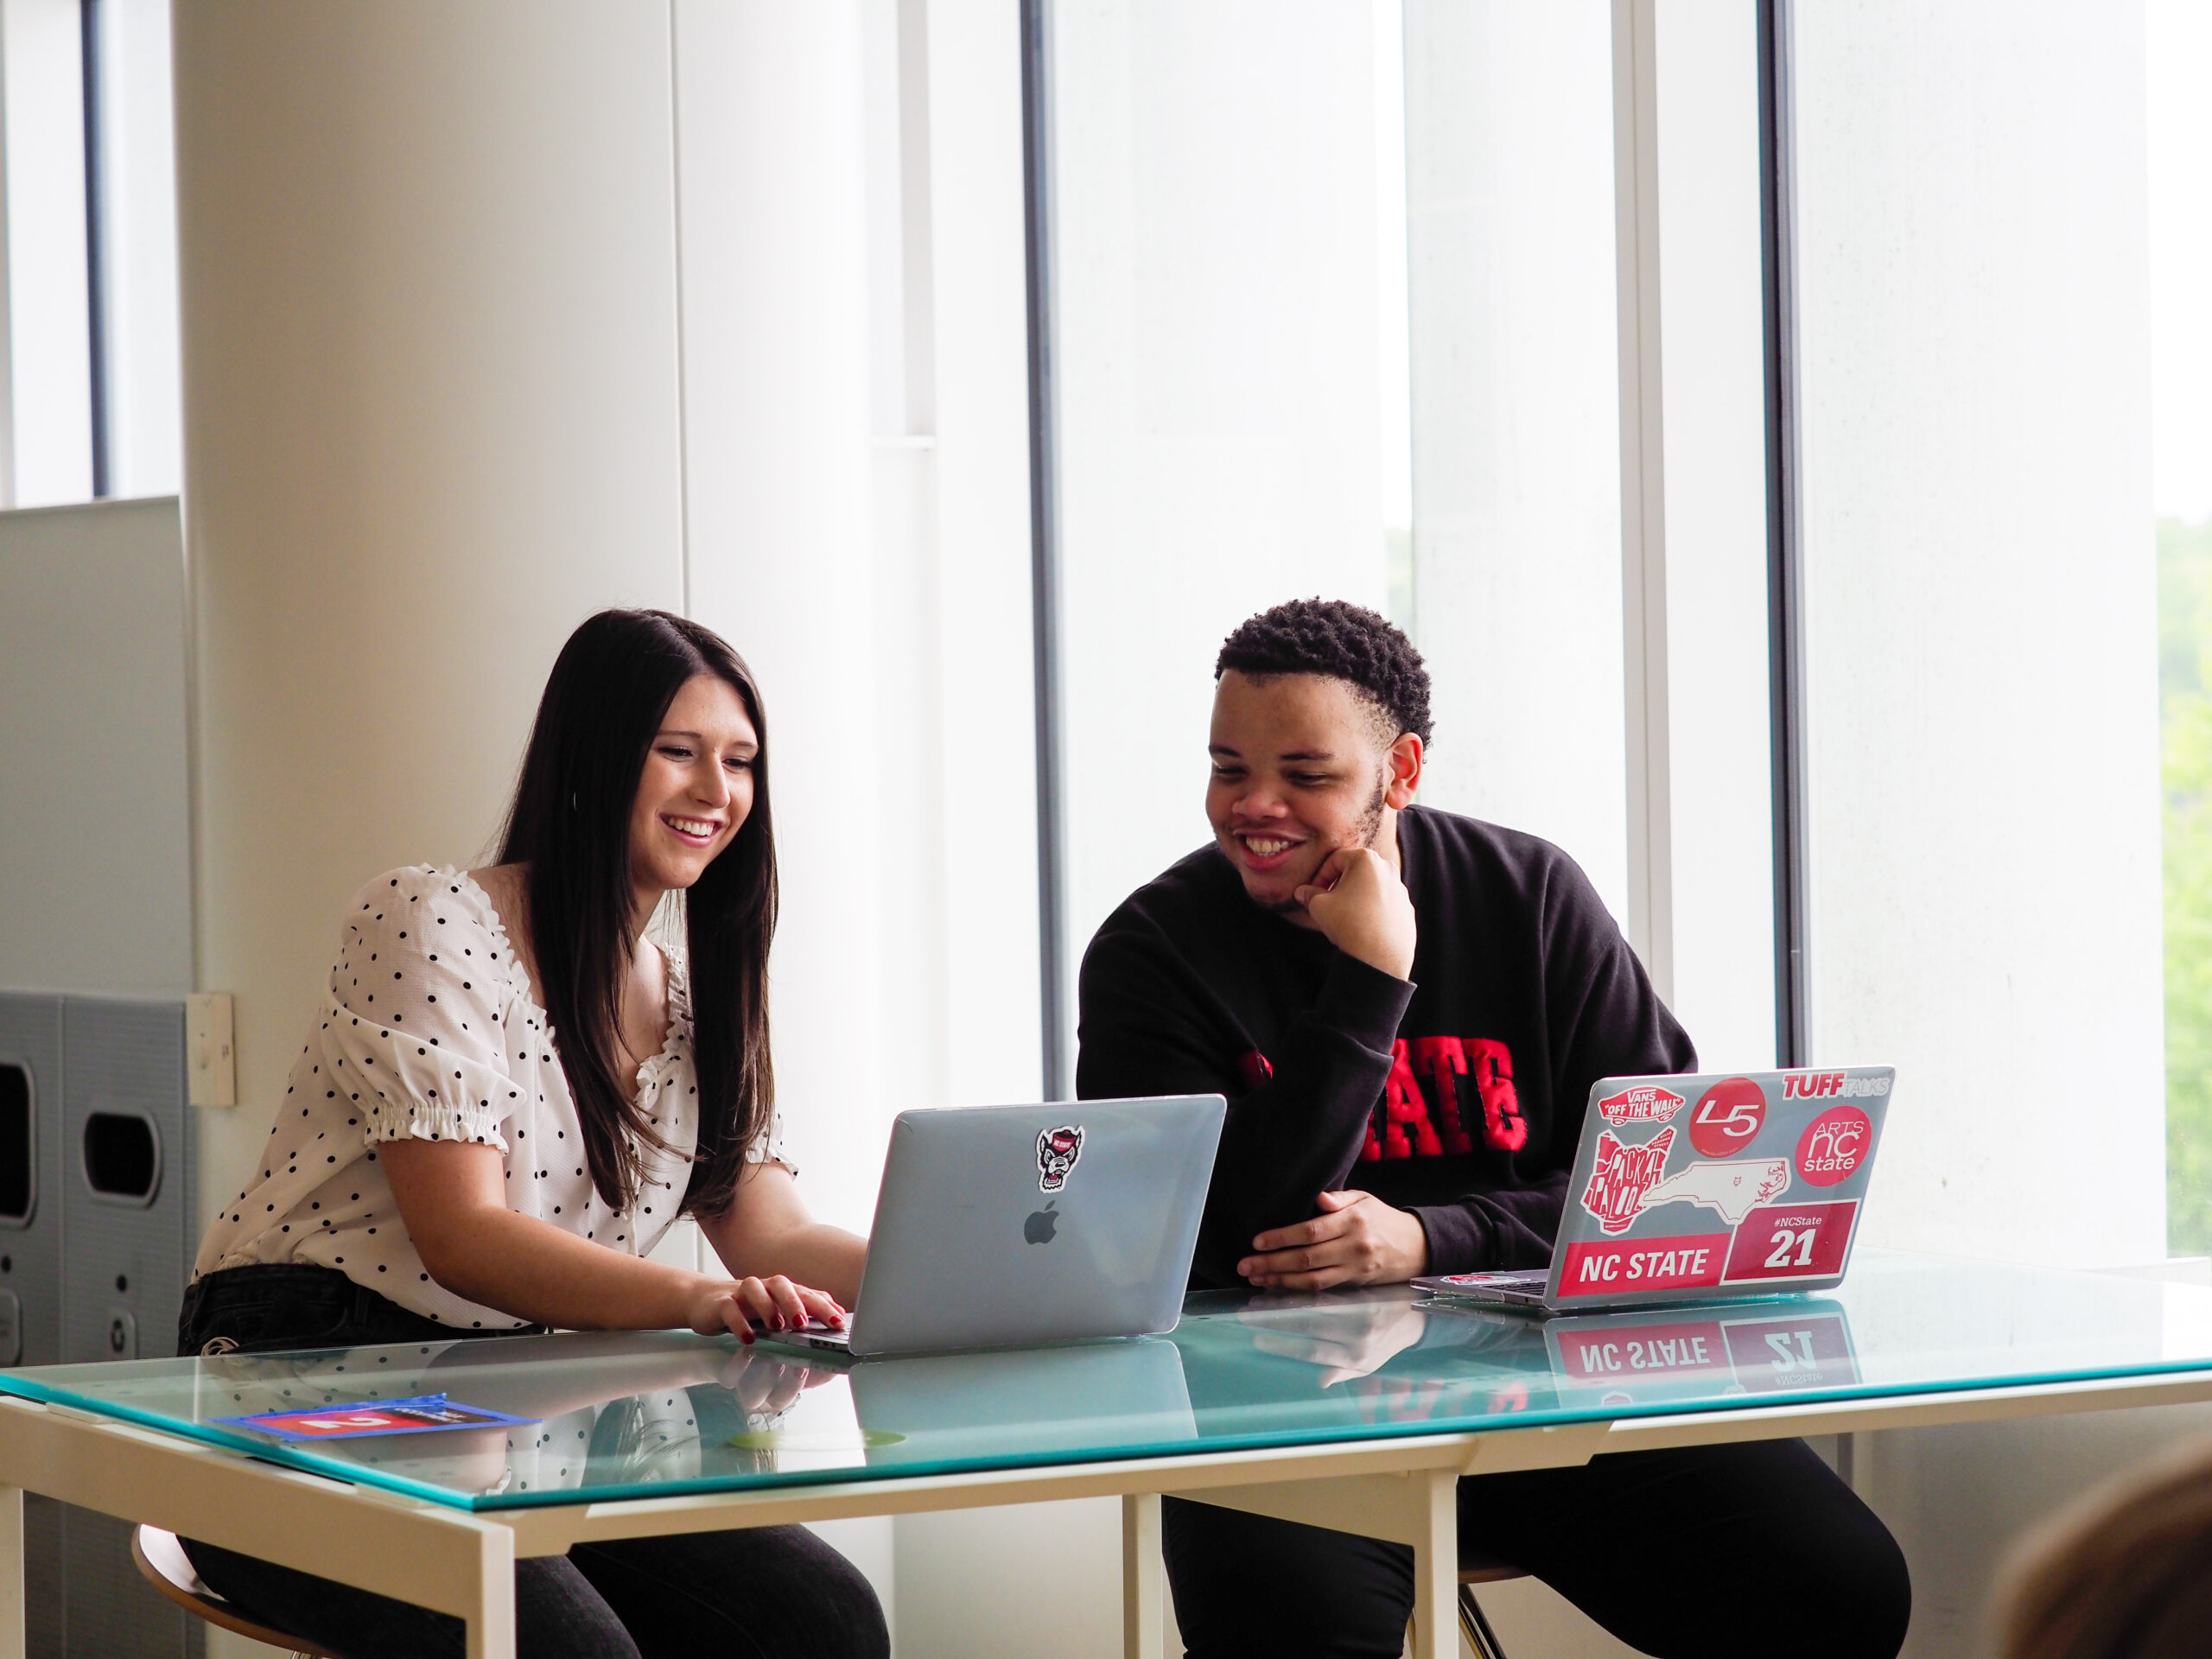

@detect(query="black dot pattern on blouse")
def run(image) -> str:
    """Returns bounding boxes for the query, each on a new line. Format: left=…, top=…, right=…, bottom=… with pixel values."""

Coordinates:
left=190, top=864, right=784, bottom=1329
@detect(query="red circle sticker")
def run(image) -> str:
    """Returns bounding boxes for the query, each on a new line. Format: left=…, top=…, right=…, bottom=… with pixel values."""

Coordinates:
left=1796, top=1106, right=1872, bottom=1187
left=1688, top=1077, right=1767, bottom=1158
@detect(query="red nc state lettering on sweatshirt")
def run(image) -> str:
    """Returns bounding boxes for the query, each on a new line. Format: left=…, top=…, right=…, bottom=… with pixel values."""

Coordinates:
left=1361, top=1036, right=1524, bottom=1161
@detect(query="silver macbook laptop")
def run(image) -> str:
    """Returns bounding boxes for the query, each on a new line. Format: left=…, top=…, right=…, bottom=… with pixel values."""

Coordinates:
left=779, top=1095, right=1225, bottom=1358
left=1414, top=1065, right=1893, bottom=1316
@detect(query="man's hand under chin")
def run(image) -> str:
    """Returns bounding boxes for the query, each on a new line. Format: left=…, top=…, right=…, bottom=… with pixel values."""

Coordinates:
left=1292, top=847, right=1417, bottom=982
left=1236, top=1190, right=1430, bottom=1290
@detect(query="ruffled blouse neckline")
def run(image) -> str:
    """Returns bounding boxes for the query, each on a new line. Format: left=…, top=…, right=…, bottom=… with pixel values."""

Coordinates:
left=439, top=865, right=691, bottom=1105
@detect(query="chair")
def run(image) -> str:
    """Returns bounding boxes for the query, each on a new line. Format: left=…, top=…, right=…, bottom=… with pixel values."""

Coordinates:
left=1406, top=1548, right=1523, bottom=1658
left=140, top=1518, right=1520, bottom=1659
left=130, top=1525, right=339, bottom=1659
left=1454, top=1554, right=1523, bottom=1659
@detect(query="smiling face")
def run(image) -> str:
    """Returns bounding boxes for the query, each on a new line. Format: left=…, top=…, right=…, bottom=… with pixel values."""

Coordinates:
left=1205, top=671, right=1423, bottom=915
left=627, top=672, right=760, bottom=911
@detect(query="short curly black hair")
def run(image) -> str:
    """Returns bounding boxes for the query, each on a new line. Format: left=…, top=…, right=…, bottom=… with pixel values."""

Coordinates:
left=1215, top=598, right=1433, bottom=747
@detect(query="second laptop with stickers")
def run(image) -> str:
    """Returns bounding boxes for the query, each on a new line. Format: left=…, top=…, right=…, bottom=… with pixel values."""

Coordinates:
left=778, top=1095, right=1225, bottom=1358
left=1414, top=1065, right=1893, bottom=1315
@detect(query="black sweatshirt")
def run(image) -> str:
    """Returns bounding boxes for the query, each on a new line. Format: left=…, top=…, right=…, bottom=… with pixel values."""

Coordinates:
left=1075, top=804, right=1695, bottom=1290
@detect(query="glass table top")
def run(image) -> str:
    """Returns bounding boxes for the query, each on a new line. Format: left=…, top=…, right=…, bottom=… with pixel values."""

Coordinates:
left=3, top=1250, right=2209, bottom=1513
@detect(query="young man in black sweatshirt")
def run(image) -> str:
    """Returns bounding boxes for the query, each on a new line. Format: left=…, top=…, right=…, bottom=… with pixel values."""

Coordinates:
left=1077, top=599, right=1909, bottom=1659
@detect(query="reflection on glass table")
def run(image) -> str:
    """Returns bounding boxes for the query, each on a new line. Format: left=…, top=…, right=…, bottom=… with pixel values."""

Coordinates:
left=2, top=1251, right=2209, bottom=1511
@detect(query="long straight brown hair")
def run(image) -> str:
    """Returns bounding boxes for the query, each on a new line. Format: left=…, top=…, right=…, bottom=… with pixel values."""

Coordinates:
left=498, top=609, right=776, bottom=1217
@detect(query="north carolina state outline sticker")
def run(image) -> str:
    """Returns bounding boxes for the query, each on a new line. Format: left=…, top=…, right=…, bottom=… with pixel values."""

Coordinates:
left=1637, top=1157, right=1791, bottom=1224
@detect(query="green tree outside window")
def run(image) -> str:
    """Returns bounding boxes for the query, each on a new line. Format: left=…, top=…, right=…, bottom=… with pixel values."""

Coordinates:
left=2163, top=516, right=2212, bottom=1254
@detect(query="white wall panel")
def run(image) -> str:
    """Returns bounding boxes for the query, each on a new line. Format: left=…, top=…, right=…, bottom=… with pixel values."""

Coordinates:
left=674, top=0, right=886, bottom=1236
left=0, top=498, right=190, bottom=997
left=173, top=0, right=686, bottom=1237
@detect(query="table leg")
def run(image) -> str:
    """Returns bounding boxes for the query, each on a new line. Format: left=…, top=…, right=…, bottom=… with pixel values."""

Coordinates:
left=0, top=1486, right=20, bottom=1659
left=1408, top=1469, right=1456, bottom=1659
left=462, top=1519, right=517, bottom=1659
left=1122, top=1492, right=1164, bottom=1659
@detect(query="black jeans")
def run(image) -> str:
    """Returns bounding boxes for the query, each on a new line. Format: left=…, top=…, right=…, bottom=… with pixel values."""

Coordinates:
left=177, top=1262, right=551, bottom=1357
left=176, top=1265, right=888, bottom=1659
left=1162, top=1438, right=1910, bottom=1659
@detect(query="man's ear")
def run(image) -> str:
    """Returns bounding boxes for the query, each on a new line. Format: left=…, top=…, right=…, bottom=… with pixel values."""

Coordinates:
left=1383, top=733, right=1423, bottom=809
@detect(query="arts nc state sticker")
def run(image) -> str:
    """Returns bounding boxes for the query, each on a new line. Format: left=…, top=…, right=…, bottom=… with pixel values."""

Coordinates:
left=1038, top=1124, right=1084, bottom=1192
left=1796, top=1107, right=1872, bottom=1187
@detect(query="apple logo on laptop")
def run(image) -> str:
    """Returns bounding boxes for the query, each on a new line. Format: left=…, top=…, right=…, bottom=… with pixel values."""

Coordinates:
left=1024, top=1201, right=1059, bottom=1244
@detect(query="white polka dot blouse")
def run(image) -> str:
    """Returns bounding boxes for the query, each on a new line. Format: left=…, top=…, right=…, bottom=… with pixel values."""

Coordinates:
left=192, top=865, right=790, bottom=1331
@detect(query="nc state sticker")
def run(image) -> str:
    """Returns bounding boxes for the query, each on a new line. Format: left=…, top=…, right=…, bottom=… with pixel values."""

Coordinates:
left=1038, top=1124, right=1084, bottom=1192
left=1796, top=1107, right=1871, bottom=1187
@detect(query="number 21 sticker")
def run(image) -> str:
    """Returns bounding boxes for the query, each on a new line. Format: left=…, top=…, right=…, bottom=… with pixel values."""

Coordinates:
left=1720, top=1199, right=1858, bottom=1282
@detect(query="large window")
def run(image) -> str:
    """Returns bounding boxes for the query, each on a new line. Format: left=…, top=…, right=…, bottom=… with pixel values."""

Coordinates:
left=16, top=0, right=2205, bottom=1279
left=1037, top=1, right=2193, bottom=1278
left=1790, top=2, right=2164, bottom=1266
left=0, top=0, right=178, bottom=506
left=1041, top=0, right=1778, bottom=1077
left=2151, top=0, right=2212, bottom=1255
left=1047, top=1, right=1399, bottom=1002
left=1045, top=0, right=1636, bottom=1003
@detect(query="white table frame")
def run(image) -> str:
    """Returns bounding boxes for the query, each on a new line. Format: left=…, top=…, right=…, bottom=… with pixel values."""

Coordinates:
left=9, top=1368, right=2212, bottom=1659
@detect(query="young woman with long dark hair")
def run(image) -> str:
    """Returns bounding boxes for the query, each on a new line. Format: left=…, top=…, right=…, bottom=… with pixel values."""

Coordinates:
left=177, top=609, right=883, bottom=1658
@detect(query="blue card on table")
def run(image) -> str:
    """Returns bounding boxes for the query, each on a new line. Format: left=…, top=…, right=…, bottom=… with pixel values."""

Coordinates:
left=214, top=1393, right=538, bottom=1441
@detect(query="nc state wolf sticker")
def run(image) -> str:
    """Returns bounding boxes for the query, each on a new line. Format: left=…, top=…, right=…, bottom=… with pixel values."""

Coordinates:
left=1580, top=1127, right=1675, bottom=1235
left=1038, top=1124, right=1084, bottom=1193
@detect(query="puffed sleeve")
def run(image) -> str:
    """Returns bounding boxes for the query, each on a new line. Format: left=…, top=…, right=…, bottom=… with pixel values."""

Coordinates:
left=321, top=867, right=515, bottom=1152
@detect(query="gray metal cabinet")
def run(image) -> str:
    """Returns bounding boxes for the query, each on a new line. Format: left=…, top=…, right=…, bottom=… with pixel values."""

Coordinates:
left=0, top=992, right=200, bottom=1657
